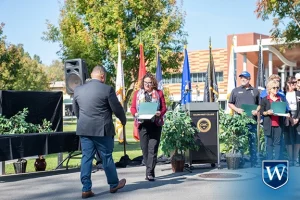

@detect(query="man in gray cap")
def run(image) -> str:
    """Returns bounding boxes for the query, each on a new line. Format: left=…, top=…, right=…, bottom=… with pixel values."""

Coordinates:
left=228, top=71, right=260, bottom=167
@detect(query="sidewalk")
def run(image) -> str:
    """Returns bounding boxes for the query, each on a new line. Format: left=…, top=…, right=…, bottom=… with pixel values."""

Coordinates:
left=0, top=163, right=298, bottom=200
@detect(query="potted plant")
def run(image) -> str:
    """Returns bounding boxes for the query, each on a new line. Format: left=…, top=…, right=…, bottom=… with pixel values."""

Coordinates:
left=160, top=109, right=199, bottom=172
left=219, top=110, right=256, bottom=169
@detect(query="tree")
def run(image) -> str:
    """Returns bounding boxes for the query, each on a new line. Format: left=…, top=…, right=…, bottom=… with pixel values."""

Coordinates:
left=255, top=0, right=300, bottom=46
left=43, top=60, right=65, bottom=82
left=33, top=54, right=42, bottom=64
left=0, top=23, right=49, bottom=91
left=43, top=0, right=187, bottom=105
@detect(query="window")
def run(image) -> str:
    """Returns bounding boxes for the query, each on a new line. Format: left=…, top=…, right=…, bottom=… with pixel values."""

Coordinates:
left=191, top=73, right=198, bottom=82
left=219, top=100, right=226, bottom=110
left=216, top=72, right=224, bottom=82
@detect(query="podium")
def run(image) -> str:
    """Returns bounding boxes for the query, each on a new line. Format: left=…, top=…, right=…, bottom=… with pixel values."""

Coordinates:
left=185, top=102, right=220, bottom=168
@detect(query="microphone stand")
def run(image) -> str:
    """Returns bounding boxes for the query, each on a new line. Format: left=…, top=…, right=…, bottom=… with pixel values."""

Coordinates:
left=172, top=90, right=191, bottom=112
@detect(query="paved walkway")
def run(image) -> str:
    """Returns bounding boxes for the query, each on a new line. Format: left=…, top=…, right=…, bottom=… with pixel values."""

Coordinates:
left=0, top=162, right=299, bottom=200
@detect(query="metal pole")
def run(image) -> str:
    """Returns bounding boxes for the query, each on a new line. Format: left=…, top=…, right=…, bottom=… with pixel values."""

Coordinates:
left=0, top=161, right=5, bottom=175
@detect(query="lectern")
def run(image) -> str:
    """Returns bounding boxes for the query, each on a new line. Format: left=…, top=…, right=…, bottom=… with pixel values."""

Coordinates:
left=185, top=102, right=220, bottom=168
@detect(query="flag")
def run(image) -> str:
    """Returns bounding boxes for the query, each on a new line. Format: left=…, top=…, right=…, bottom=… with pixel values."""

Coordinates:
left=136, top=43, right=147, bottom=89
left=133, top=43, right=147, bottom=141
left=181, top=46, right=191, bottom=105
left=203, top=37, right=219, bottom=102
left=226, top=37, right=236, bottom=114
left=256, top=35, right=265, bottom=90
left=156, top=49, right=163, bottom=90
left=115, top=40, right=125, bottom=143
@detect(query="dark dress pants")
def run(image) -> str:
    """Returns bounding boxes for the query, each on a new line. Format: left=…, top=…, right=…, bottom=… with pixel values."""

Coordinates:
left=138, top=122, right=162, bottom=177
left=266, top=126, right=282, bottom=160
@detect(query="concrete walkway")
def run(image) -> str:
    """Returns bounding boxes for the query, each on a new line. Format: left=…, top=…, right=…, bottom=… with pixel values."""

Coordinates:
left=0, top=162, right=299, bottom=200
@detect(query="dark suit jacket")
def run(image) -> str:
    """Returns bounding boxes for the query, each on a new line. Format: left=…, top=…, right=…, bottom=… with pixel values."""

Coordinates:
left=260, top=96, right=285, bottom=136
left=72, top=79, right=126, bottom=137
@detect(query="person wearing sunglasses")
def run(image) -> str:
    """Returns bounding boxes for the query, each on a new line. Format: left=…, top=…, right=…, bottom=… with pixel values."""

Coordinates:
left=130, top=72, right=167, bottom=181
left=260, top=80, right=290, bottom=160
left=284, top=75, right=300, bottom=166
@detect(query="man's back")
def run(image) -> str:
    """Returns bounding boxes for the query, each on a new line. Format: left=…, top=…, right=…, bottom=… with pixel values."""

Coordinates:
left=73, top=79, right=126, bottom=137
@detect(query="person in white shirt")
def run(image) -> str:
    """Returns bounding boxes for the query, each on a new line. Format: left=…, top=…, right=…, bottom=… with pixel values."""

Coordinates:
left=284, top=76, right=300, bottom=166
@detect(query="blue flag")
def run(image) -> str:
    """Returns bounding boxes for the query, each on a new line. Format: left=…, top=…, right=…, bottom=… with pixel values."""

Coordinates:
left=181, top=48, right=191, bottom=105
left=155, top=52, right=163, bottom=90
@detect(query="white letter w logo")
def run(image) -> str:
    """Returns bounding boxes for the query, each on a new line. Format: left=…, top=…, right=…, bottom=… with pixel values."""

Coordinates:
left=266, top=166, right=286, bottom=181
left=262, top=160, right=289, bottom=190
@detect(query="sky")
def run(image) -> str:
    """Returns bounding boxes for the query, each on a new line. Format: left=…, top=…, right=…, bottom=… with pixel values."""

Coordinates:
left=0, top=0, right=274, bottom=66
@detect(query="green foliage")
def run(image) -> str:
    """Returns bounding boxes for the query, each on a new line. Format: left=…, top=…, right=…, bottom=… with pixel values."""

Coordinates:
left=255, top=0, right=300, bottom=47
left=0, top=108, right=53, bottom=135
left=162, top=87, right=174, bottom=109
left=160, top=109, right=199, bottom=160
left=0, top=23, right=49, bottom=91
left=219, top=110, right=256, bottom=155
left=43, top=60, right=65, bottom=82
left=43, top=0, right=187, bottom=104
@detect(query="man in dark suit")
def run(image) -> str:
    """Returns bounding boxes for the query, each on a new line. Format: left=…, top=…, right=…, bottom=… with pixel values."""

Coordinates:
left=73, top=66, right=127, bottom=199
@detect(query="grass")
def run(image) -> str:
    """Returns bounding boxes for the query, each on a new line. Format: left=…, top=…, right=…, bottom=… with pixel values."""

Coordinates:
left=63, top=120, right=135, bottom=140
left=4, top=119, right=225, bottom=174
left=5, top=141, right=142, bottom=174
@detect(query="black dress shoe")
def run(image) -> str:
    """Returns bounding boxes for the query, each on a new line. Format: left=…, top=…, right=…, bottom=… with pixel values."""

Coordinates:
left=145, top=175, right=155, bottom=181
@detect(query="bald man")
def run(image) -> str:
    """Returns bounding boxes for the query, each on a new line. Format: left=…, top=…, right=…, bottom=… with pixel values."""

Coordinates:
left=73, top=66, right=127, bottom=198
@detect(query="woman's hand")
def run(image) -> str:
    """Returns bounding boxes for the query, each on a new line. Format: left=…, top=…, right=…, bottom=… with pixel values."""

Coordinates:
left=266, top=110, right=274, bottom=115
left=285, top=118, right=289, bottom=126
left=155, top=111, right=161, bottom=116
left=293, top=118, right=299, bottom=126
left=134, top=113, right=138, bottom=118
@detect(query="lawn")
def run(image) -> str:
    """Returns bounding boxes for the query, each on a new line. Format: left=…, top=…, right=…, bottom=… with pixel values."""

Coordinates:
left=4, top=141, right=142, bottom=174
left=4, top=119, right=225, bottom=174
left=63, top=119, right=135, bottom=140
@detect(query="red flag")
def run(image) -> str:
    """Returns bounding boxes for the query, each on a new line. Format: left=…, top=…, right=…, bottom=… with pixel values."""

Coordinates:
left=133, top=43, right=147, bottom=141
left=138, top=43, right=146, bottom=81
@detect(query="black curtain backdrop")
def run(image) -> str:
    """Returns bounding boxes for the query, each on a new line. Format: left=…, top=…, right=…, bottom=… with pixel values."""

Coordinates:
left=0, top=90, right=63, bottom=132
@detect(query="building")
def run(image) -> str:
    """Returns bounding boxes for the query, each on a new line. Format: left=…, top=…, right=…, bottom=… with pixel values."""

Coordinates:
left=163, top=32, right=300, bottom=110
left=49, top=81, right=73, bottom=117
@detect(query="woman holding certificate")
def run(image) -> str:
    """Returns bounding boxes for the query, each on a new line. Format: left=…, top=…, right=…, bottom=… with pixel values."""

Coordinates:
left=130, top=73, right=167, bottom=181
left=260, top=80, right=289, bottom=160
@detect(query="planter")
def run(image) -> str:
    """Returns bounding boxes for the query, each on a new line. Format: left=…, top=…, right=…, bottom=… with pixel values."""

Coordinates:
left=13, top=159, right=27, bottom=174
left=171, top=160, right=185, bottom=172
left=34, top=157, right=47, bottom=171
left=226, top=156, right=241, bottom=170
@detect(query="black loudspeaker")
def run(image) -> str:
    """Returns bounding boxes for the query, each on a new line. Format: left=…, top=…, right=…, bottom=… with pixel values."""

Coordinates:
left=64, top=58, right=89, bottom=94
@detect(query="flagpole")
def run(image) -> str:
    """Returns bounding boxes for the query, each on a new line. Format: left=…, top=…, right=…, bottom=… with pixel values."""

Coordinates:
left=209, top=37, right=213, bottom=102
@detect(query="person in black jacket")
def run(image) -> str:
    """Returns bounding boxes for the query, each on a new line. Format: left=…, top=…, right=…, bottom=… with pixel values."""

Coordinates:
left=73, top=66, right=127, bottom=198
left=283, top=76, right=300, bottom=166
left=260, top=80, right=290, bottom=160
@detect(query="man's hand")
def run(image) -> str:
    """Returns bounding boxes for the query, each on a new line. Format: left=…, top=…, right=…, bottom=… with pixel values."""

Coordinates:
left=236, top=108, right=244, bottom=114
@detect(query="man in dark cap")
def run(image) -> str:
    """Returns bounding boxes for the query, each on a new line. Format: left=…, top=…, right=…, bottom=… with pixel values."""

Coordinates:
left=228, top=71, right=260, bottom=167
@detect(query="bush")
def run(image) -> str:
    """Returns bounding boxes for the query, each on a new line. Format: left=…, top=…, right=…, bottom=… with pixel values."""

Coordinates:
left=0, top=108, right=53, bottom=134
